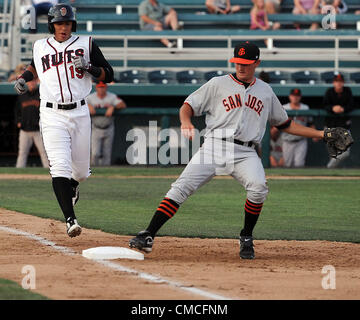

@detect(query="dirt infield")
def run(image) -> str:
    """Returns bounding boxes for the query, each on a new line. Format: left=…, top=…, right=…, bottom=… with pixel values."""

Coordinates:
left=0, top=208, right=359, bottom=300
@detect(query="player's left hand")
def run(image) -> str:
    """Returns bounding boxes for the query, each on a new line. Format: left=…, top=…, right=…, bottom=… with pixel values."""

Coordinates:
left=72, top=55, right=90, bottom=71
left=323, top=127, right=354, bottom=158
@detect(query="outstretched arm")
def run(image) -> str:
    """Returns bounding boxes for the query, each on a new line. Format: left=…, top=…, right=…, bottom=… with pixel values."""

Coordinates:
left=281, top=120, right=324, bottom=139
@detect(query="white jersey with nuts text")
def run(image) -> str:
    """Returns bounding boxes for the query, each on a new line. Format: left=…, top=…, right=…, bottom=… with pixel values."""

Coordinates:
left=33, top=35, right=93, bottom=104
left=185, top=74, right=288, bottom=145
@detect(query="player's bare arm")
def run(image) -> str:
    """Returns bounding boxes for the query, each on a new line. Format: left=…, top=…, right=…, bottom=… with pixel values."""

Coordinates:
left=179, top=103, right=195, bottom=140
left=281, top=120, right=324, bottom=139
left=116, top=101, right=127, bottom=109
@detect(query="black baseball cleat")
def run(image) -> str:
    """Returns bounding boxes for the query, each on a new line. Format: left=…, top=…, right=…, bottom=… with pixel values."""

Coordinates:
left=71, top=184, right=80, bottom=206
left=66, top=217, right=82, bottom=238
left=239, top=236, right=255, bottom=259
left=129, top=230, right=153, bottom=253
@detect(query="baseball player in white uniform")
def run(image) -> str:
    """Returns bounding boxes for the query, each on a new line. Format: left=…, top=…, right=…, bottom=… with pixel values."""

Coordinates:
left=130, top=41, right=325, bottom=259
left=14, top=3, right=114, bottom=237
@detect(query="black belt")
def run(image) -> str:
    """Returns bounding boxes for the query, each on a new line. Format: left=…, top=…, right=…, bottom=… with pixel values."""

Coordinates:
left=46, top=99, right=85, bottom=110
left=222, top=138, right=255, bottom=148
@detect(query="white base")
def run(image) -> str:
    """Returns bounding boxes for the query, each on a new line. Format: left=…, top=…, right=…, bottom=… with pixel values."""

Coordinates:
left=82, top=246, right=144, bottom=260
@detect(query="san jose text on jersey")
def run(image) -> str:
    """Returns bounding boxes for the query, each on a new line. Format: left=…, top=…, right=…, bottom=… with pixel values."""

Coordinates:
left=33, top=35, right=93, bottom=104
left=184, top=74, right=288, bottom=145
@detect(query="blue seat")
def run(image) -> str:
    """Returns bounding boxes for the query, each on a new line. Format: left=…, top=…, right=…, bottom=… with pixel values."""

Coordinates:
left=291, top=71, right=319, bottom=84
left=267, top=70, right=291, bottom=84
left=204, top=70, right=228, bottom=81
left=176, top=70, right=204, bottom=84
left=350, top=72, right=360, bottom=83
left=321, top=71, right=349, bottom=84
left=148, top=70, right=177, bottom=84
left=117, top=70, right=148, bottom=84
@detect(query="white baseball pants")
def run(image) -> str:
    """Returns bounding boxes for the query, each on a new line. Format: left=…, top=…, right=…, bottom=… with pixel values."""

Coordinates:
left=39, top=101, right=91, bottom=181
left=166, top=137, right=268, bottom=205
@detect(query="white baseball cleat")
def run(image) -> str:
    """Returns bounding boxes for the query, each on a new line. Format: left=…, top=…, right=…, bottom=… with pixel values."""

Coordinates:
left=66, top=218, right=82, bottom=238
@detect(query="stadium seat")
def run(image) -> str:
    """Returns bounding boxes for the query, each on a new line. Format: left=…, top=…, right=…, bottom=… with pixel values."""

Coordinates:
left=176, top=70, right=204, bottom=84
left=350, top=72, right=360, bottom=83
left=117, top=69, right=148, bottom=84
left=291, top=71, right=319, bottom=84
left=267, top=70, right=291, bottom=84
left=204, top=70, right=228, bottom=81
left=320, top=71, right=349, bottom=84
left=148, top=70, right=177, bottom=84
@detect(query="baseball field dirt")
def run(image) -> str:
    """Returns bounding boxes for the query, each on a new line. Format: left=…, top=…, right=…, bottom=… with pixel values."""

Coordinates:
left=1, top=207, right=359, bottom=300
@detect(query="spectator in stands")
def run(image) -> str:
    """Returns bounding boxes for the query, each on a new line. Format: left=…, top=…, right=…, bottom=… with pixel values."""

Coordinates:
left=8, top=64, right=27, bottom=82
left=321, top=0, right=348, bottom=14
left=250, top=0, right=271, bottom=31
left=87, top=82, right=126, bottom=166
left=138, top=0, right=183, bottom=49
left=269, top=126, right=284, bottom=167
left=293, top=0, right=321, bottom=30
left=264, top=0, right=282, bottom=29
left=250, top=0, right=280, bottom=46
left=321, top=0, right=347, bottom=29
left=323, top=73, right=355, bottom=168
left=265, top=0, right=283, bottom=13
left=15, top=79, right=48, bottom=168
left=282, top=88, right=316, bottom=167
left=205, top=0, right=241, bottom=14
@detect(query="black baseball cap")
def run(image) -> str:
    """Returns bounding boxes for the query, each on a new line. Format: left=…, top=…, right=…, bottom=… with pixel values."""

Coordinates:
left=229, top=41, right=260, bottom=65
left=290, top=88, right=301, bottom=96
left=333, top=73, right=344, bottom=82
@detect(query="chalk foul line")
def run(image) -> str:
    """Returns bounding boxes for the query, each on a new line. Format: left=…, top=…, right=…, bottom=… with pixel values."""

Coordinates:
left=0, top=225, right=234, bottom=300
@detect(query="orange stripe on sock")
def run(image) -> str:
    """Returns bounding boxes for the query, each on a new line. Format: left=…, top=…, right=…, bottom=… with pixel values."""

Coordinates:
left=246, top=200, right=263, bottom=208
left=157, top=207, right=173, bottom=218
left=162, top=199, right=178, bottom=211
left=159, top=203, right=176, bottom=215
left=245, top=207, right=261, bottom=215
left=245, top=204, right=263, bottom=212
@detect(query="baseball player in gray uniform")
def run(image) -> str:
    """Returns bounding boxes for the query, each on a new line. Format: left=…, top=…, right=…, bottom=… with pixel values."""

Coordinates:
left=130, top=41, right=325, bottom=259
left=87, top=82, right=126, bottom=166
left=14, top=3, right=113, bottom=237
left=282, top=88, right=315, bottom=167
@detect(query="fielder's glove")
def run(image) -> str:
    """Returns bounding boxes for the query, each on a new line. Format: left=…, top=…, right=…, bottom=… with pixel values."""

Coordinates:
left=323, top=127, right=354, bottom=158
left=72, top=55, right=90, bottom=71
left=14, top=77, right=27, bottom=95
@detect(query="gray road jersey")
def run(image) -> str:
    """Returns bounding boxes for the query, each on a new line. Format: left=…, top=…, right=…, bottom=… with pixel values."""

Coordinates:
left=282, top=103, right=311, bottom=142
left=87, top=92, right=122, bottom=129
left=185, top=74, right=288, bottom=145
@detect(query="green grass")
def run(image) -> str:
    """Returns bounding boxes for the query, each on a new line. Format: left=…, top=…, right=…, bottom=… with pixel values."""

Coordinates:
left=0, top=279, right=48, bottom=300
left=0, top=166, right=359, bottom=177
left=0, top=167, right=359, bottom=243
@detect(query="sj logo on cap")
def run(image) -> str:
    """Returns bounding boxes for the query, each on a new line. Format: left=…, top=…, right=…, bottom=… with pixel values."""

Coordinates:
left=238, top=48, right=246, bottom=56
left=60, top=7, right=67, bottom=16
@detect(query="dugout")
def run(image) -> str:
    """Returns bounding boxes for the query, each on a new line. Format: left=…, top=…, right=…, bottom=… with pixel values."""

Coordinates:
left=0, top=85, right=359, bottom=168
